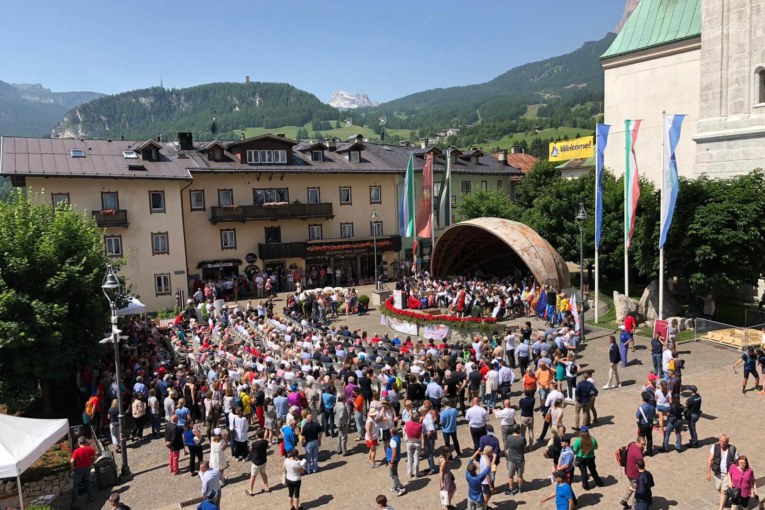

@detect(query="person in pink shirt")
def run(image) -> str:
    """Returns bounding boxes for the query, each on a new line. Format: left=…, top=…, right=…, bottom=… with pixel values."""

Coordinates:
left=725, top=455, right=759, bottom=510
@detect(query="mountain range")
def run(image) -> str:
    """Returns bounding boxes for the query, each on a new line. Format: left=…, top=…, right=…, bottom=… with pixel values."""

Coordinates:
left=0, top=81, right=103, bottom=137
left=328, top=90, right=378, bottom=110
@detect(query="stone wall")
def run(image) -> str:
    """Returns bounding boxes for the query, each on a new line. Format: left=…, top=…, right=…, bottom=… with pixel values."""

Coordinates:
left=0, top=471, right=71, bottom=506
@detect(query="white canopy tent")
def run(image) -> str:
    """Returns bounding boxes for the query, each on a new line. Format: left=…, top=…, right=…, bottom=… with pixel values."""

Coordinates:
left=115, top=297, right=147, bottom=317
left=0, top=415, right=69, bottom=509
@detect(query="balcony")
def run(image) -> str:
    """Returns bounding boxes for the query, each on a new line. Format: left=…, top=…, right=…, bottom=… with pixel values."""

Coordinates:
left=92, top=209, right=129, bottom=228
left=258, top=241, right=307, bottom=260
left=211, top=202, right=334, bottom=224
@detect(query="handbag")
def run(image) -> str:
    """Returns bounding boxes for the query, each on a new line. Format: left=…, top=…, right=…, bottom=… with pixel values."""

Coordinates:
left=727, top=486, right=741, bottom=502
left=439, top=490, right=450, bottom=506
left=544, top=411, right=552, bottom=424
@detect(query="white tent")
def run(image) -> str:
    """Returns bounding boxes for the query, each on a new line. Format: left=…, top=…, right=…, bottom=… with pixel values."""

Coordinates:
left=0, top=415, right=69, bottom=509
left=116, top=297, right=147, bottom=317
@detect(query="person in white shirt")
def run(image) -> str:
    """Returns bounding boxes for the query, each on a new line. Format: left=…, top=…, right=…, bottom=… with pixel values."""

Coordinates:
left=497, top=360, right=515, bottom=400
left=485, top=367, right=500, bottom=409
left=661, top=347, right=673, bottom=375
left=504, top=332, right=516, bottom=368
left=465, top=398, right=489, bottom=451
left=492, top=399, right=516, bottom=450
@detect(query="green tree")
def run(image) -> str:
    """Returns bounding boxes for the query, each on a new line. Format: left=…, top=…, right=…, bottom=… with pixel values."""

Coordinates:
left=0, top=191, right=110, bottom=414
left=0, top=177, right=14, bottom=202
left=457, top=189, right=521, bottom=221
left=514, top=160, right=561, bottom=210
left=295, top=127, right=309, bottom=140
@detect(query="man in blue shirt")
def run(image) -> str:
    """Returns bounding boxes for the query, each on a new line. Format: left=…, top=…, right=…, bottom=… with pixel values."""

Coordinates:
left=273, top=387, right=290, bottom=427
left=386, top=426, right=405, bottom=496
left=439, top=398, right=461, bottom=456
left=636, top=393, right=657, bottom=455
left=540, top=471, right=574, bottom=509
left=466, top=451, right=494, bottom=509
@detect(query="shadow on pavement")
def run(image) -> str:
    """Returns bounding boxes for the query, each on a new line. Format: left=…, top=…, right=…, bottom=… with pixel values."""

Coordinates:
left=404, top=476, right=432, bottom=492
left=302, top=494, right=335, bottom=508
left=653, top=496, right=679, bottom=509
left=575, top=492, right=603, bottom=506
left=320, top=460, right=347, bottom=471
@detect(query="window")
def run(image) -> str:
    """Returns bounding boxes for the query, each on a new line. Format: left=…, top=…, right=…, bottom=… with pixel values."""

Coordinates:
left=369, top=186, right=381, bottom=204
left=122, top=150, right=138, bottom=159
left=218, top=189, right=234, bottom=206
left=70, top=149, right=85, bottom=158
left=350, top=151, right=361, bottom=163
left=149, top=190, right=165, bottom=213
left=340, top=222, right=354, bottom=238
left=151, top=232, right=169, bottom=255
left=339, top=186, right=352, bottom=205
left=190, top=190, right=205, bottom=211
left=311, top=150, right=323, bottom=162
left=308, top=224, right=323, bottom=241
left=307, top=187, right=320, bottom=204
left=461, top=181, right=472, bottom=194
left=104, top=235, right=122, bottom=257
left=208, top=148, right=223, bottom=162
left=450, top=195, right=457, bottom=206
left=102, top=191, right=119, bottom=210
left=481, top=181, right=488, bottom=191
left=142, top=148, right=159, bottom=161
left=155, top=273, right=171, bottom=296
left=758, top=68, right=765, bottom=104
left=51, top=193, right=70, bottom=208
left=497, top=180, right=503, bottom=190
left=371, top=221, right=383, bottom=237
left=254, top=188, right=289, bottom=205
left=220, top=229, right=237, bottom=250
left=246, top=149, right=288, bottom=164
left=265, top=226, right=281, bottom=243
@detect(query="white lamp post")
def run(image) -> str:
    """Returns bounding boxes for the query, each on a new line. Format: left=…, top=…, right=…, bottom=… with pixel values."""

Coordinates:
left=101, top=264, right=130, bottom=478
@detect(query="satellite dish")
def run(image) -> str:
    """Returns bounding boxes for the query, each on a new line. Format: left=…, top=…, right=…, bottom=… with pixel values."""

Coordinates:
left=378, top=116, right=386, bottom=126
left=344, top=118, right=353, bottom=128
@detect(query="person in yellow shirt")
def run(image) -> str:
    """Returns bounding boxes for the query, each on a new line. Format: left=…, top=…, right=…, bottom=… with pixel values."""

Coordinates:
left=239, top=384, right=252, bottom=419
left=558, top=293, right=569, bottom=325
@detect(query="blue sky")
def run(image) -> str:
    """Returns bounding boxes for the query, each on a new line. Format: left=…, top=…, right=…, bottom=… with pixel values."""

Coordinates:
left=1, top=0, right=625, bottom=102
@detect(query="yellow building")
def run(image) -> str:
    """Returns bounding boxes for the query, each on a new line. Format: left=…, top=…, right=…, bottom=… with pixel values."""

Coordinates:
left=1, top=133, right=522, bottom=311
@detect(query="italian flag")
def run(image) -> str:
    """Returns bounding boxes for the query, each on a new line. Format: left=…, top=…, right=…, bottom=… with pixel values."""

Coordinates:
left=625, top=119, right=641, bottom=248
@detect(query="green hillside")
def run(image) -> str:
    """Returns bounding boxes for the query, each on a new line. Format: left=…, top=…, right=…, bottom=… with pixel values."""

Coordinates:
left=53, top=82, right=340, bottom=141
left=238, top=123, right=411, bottom=142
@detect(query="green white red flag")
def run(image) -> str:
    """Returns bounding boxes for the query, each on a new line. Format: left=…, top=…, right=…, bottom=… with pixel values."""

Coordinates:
left=625, top=119, right=641, bottom=248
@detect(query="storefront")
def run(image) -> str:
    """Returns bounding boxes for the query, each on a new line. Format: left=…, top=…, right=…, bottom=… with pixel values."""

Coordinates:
left=307, top=236, right=401, bottom=287
left=197, top=259, right=242, bottom=281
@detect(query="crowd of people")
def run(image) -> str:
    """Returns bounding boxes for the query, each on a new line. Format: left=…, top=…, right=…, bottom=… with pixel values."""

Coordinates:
left=69, top=274, right=760, bottom=510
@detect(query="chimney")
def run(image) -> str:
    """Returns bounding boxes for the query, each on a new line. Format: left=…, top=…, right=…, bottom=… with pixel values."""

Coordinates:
left=497, top=149, right=507, bottom=164
left=156, top=133, right=162, bottom=143
left=510, top=145, right=519, bottom=154
left=420, top=138, right=428, bottom=149
left=327, top=138, right=337, bottom=151
left=355, top=134, right=364, bottom=144
left=178, top=132, right=193, bottom=151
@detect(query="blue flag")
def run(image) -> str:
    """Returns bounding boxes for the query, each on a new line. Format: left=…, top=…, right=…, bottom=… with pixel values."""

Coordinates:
left=535, top=290, right=547, bottom=318
left=595, top=123, right=610, bottom=249
left=660, top=114, right=685, bottom=249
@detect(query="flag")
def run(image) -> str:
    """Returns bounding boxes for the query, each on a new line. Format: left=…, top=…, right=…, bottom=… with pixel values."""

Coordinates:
left=437, top=149, right=452, bottom=228
left=595, top=123, right=611, bottom=249
left=535, top=289, right=548, bottom=318
left=660, top=114, right=685, bottom=249
left=624, top=119, right=642, bottom=248
left=399, top=154, right=415, bottom=237
left=571, top=292, right=580, bottom=332
left=416, top=154, right=434, bottom=238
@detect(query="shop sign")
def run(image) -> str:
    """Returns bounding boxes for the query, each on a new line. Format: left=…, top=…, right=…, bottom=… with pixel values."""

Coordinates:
left=246, top=253, right=258, bottom=263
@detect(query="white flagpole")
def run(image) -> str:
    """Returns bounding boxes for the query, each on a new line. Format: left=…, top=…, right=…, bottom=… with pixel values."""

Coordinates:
left=595, top=132, right=600, bottom=323
left=659, top=112, right=666, bottom=320
left=624, top=121, right=629, bottom=312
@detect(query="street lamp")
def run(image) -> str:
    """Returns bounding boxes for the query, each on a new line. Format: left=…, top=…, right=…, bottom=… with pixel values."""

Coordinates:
left=371, top=208, right=379, bottom=290
left=101, top=264, right=130, bottom=479
left=575, top=203, right=587, bottom=343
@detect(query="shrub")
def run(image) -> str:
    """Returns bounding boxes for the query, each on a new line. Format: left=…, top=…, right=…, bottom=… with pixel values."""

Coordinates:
left=358, top=295, right=370, bottom=306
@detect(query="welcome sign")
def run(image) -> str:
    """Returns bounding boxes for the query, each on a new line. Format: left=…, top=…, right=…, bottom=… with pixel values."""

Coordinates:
left=549, top=136, right=595, bottom=162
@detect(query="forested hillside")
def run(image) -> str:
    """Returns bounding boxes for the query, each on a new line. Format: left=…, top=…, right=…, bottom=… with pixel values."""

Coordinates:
left=53, top=82, right=339, bottom=141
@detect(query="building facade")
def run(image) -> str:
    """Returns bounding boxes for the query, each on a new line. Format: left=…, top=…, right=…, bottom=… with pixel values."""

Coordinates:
left=602, top=0, right=765, bottom=183
left=1, top=133, right=521, bottom=311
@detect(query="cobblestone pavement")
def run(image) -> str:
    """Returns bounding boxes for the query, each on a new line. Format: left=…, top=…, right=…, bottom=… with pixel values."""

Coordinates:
left=60, top=294, right=765, bottom=510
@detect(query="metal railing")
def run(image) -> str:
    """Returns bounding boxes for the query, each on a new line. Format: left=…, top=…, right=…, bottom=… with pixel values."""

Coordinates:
left=211, top=202, right=333, bottom=223
left=694, top=317, right=758, bottom=349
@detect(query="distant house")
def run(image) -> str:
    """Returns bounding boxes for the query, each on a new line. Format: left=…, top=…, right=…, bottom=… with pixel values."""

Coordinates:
left=446, top=128, right=460, bottom=137
left=500, top=150, right=538, bottom=175
left=555, top=156, right=594, bottom=180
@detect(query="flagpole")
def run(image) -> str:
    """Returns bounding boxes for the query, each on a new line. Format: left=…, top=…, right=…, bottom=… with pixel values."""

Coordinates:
left=624, top=120, right=629, bottom=310
left=659, top=112, right=666, bottom=321
left=447, top=148, right=452, bottom=228
left=594, top=131, right=600, bottom=324
left=430, top=158, right=435, bottom=268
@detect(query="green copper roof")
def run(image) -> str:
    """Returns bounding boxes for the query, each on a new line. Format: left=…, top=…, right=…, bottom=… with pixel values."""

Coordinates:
left=601, top=0, right=701, bottom=60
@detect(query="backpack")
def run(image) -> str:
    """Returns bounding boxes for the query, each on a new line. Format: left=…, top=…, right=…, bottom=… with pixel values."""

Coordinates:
left=393, top=376, right=405, bottom=393
left=233, top=393, right=243, bottom=411
left=616, top=442, right=633, bottom=468
left=85, top=397, right=97, bottom=418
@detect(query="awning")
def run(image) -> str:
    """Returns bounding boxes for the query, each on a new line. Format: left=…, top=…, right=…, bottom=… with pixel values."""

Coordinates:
left=116, top=297, right=147, bottom=316
left=196, top=259, right=242, bottom=269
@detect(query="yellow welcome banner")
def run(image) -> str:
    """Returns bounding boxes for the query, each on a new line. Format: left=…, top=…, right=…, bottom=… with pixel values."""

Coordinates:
left=548, top=136, right=594, bottom=162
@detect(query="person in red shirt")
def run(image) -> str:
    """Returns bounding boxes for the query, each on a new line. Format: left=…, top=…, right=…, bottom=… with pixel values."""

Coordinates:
left=620, top=436, right=646, bottom=508
left=70, top=436, right=97, bottom=505
left=624, top=313, right=637, bottom=352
